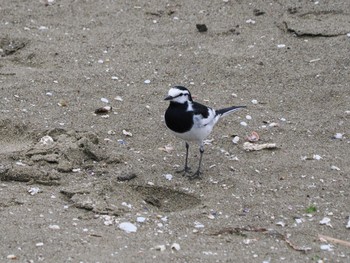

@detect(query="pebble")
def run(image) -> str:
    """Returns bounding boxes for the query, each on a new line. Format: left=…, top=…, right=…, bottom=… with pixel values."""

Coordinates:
left=144, top=79, right=151, bottom=84
left=101, top=98, right=109, bottom=103
left=136, top=217, right=146, bottom=223
left=331, top=165, right=340, bottom=171
left=251, top=99, right=258, bottom=104
left=119, top=222, right=137, bottom=233
left=246, top=115, right=252, bottom=120
left=334, top=133, right=343, bottom=139
left=39, top=135, right=54, bottom=146
left=163, top=174, right=173, bottom=181
left=277, top=44, right=286, bottom=48
left=240, top=121, right=248, bottom=127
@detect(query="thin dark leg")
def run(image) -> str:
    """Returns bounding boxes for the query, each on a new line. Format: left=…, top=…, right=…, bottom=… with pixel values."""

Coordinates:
left=176, top=142, right=191, bottom=176
left=189, top=144, right=204, bottom=179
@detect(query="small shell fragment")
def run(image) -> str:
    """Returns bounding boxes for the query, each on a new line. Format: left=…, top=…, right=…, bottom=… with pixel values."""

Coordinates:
left=101, top=98, right=109, bottom=103
left=114, top=96, right=123, bottom=101
left=28, top=187, right=41, bottom=195
left=313, top=154, right=322, bottom=160
left=232, top=136, right=240, bottom=144
left=331, top=165, right=340, bottom=171
left=7, top=255, right=17, bottom=259
left=346, top=216, right=350, bottom=228
left=122, top=130, right=133, bottom=137
left=320, top=217, right=332, bottom=227
left=246, top=131, right=259, bottom=142
left=240, top=121, right=248, bottom=127
left=95, top=106, right=112, bottom=114
left=49, top=224, right=60, bottom=230
left=171, top=243, right=181, bottom=251
left=333, top=133, right=343, bottom=139
left=251, top=99, right=258, bottom=104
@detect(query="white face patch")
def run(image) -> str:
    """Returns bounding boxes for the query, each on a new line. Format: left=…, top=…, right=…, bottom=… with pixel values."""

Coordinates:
left=167, top=87, right=190, bottom=104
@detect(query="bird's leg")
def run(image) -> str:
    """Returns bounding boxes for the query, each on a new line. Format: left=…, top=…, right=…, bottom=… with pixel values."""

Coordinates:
left=189, top=144, right=204, bottom=180
left=176, top=142, right=191, bottom=175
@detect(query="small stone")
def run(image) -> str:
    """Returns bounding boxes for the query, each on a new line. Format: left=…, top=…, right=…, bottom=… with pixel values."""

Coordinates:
left=119, top=222, right=137, bottom=233
left=39, top=135, right=54, bottom=146
left=137, top=217, right=146, bottom=223
left=196, top=24, right=208, bottom=32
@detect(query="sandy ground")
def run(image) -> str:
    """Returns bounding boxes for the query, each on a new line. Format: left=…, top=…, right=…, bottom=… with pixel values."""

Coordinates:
left=1, top=0, right=350, bottom=262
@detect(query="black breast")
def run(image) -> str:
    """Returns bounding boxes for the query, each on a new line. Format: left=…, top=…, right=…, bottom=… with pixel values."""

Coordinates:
left=165, top=102, right=193, bottom=133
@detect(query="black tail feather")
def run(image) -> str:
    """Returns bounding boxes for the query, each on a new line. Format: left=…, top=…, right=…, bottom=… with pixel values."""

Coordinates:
left=216, top=106, right=246, bottom=117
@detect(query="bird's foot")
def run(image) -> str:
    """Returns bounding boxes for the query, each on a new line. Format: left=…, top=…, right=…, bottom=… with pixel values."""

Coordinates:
left=188, top=170, right=202, bottom=180
left=176, top=166, right=191, bottom=176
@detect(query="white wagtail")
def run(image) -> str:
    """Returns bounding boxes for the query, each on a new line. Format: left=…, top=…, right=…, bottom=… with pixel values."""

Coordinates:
left=164, top=86, right=246, bottom=179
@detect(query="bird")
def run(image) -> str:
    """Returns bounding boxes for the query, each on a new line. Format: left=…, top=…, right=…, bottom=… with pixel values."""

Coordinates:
left=164, top=86, right=246, bottom=179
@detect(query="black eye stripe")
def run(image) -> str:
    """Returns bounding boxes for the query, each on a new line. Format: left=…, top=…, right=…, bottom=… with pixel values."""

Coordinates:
left=173, top=93, right=188, bottom=98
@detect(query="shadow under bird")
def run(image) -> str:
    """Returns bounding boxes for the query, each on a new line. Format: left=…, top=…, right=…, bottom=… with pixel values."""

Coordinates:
left=164, top=86, right=246, bottom=179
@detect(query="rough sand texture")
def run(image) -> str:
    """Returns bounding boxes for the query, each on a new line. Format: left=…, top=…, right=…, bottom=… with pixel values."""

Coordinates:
left=1, top=0, right=350, bottom=262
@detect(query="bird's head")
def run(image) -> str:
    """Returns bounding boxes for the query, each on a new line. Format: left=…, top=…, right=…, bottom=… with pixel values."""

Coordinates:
left=164, top=86, right=193, bottom=104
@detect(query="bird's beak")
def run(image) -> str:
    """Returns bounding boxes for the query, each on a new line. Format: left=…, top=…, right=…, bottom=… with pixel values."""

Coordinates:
left=164, top=95, right=173, bottom=101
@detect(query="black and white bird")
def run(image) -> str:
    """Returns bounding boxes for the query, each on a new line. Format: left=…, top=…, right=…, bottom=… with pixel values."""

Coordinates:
left=164, top=86, right=246, bottom=179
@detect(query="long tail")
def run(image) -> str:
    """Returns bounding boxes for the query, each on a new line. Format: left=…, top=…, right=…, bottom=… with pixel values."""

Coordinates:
left=215, top=106, right=246, bottom=118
